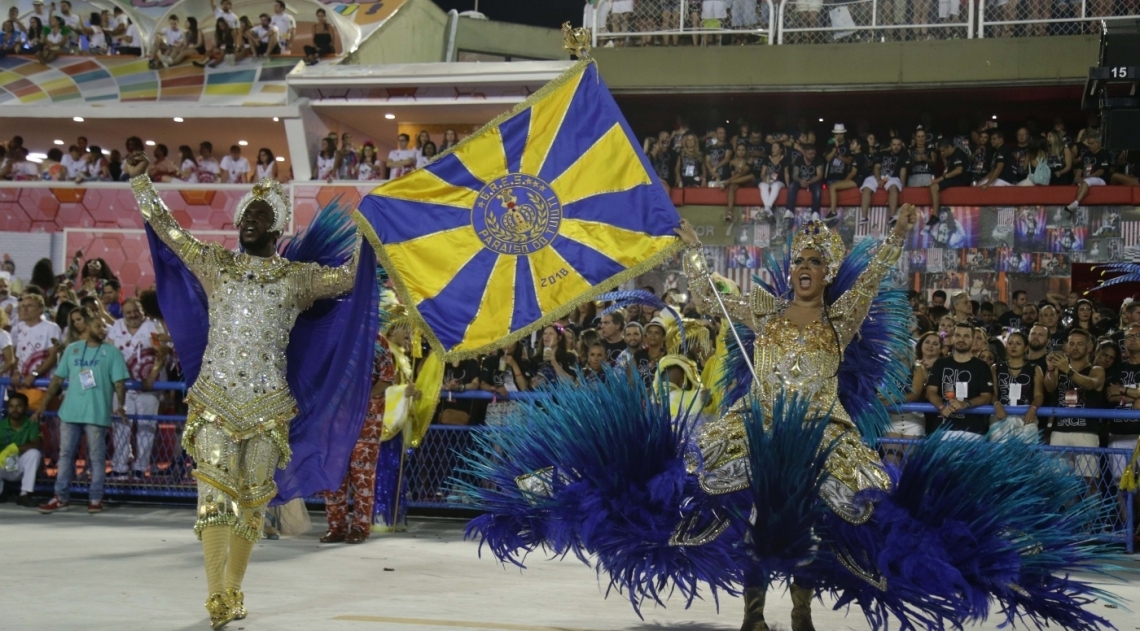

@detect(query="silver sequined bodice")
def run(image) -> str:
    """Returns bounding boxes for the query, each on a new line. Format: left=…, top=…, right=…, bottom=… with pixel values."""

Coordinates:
left=199, top=255, right=300, bottom=406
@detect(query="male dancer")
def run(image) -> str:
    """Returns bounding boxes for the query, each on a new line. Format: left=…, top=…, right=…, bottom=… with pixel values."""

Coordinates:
left=126, top=153, right=361, bottom=629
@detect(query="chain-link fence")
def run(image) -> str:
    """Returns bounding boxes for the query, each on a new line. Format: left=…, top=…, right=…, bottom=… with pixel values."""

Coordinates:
left=977, top=0, right=1134, bottom=38
left=778, top=0, right=973, bottom=44
left=586, top=0, right=1140, bottom=44
left=586, top=0, right=777, bottom=46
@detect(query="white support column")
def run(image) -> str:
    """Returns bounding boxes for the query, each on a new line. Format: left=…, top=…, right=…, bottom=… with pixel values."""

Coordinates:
left=285, top=100, right=320, bottom=182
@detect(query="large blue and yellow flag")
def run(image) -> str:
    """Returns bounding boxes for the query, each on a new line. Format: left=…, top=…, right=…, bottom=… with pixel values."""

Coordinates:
left=357, top=60, right=682, bottom=359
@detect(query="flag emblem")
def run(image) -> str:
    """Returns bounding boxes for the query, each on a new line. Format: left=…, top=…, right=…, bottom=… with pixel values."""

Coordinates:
left=474, top=175, right=563, bottom=255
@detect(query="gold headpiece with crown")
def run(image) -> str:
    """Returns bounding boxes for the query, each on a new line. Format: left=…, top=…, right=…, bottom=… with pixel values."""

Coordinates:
left=234, top=177, right=290, bottom=234
left=791, top=220, right=846, bottom=284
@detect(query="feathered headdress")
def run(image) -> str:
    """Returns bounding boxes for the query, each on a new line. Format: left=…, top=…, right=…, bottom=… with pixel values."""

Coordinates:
left=235, top=177, right=290, bottom=234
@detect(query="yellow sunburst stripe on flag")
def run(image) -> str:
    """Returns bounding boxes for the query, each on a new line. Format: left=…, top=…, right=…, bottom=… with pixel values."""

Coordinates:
left=461, top=254, right=518, bottom=349
left=386, top=227, right=484, bottom=302
left=452, top=126, right=509, bottom=185
left=519, top=66, right=586, bottom=177
left=549, top=123, right=652, bottom=206
left=559, top=219, right=678, bottom=269
left=372, top=168, right=478, bottom=209
left=527, top=246, right=595, bottom=314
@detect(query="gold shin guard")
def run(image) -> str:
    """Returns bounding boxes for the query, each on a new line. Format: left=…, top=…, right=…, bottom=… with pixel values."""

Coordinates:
left=740, top=586, right=770, bottom=631
left=790, top=582, right=816, bottom=631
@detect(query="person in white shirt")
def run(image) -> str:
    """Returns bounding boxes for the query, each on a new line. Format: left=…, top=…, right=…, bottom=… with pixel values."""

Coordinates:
left=250, top=13, right=280, bottom=57
left=220, top=145, right=251, bottom=183
left=210, top=0, right=239, bottom=29
left=10, top=294, right=61, bottom=411
left=53, top=0, right=80, bottom=48
left=117, top=16, right=143, bottom=56
left=107, top=299, right=169, bottom=477
left=270, top=0, right=296, bottom=52
left=151, top=14, right=184, bottom=67
left=84, top=11, right=107, bottom=54
left=60, top=144, right=86, bottom=179
left=0, top=276, right=17, bottom=319
left=314, top=136, right=337, bottom=181
left=255, top=148, right=279, bottom=181
left=386, top=134, right=418, bottom=180
left=196, top=141, right=221, bottom=184
left=0, top=148, right=40, bottom=181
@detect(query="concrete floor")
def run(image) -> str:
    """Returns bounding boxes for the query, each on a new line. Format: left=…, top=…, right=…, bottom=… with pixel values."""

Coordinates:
left=2, top=504, right=1138, bottom=631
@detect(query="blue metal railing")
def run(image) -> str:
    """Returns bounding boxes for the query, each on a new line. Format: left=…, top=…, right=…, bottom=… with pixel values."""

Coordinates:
left=3, top=378, right=1135, bottom=553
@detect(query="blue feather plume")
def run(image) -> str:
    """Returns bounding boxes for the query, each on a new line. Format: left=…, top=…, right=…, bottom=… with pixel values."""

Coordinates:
left=802, top=431, right=1127, bottom=631
left=1088, top=262, right=1140, bottom=291
left=716, top=322, right=757, bottom=413
left=740, top=394, right=836, bottom=589
left=278, top=194, right=358, bottom=266
left=457, top=369, right=747, bottom=614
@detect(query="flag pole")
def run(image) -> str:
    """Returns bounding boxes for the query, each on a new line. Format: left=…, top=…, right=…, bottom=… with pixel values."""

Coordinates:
left=705, top=274, right=762, bottom=388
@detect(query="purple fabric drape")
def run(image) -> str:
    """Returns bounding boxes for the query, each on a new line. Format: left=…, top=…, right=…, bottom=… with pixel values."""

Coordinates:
left=145, top=225, right=379, bottom=504
left=373, top=433, right=408, bottom=529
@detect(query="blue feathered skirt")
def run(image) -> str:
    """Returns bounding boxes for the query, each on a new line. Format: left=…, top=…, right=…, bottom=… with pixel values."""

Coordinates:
left=458, top=374, right=1123, bottom=630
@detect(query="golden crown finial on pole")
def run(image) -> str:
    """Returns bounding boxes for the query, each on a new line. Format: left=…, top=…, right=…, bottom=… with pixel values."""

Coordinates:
left=562, top=22, right=592, bottom=60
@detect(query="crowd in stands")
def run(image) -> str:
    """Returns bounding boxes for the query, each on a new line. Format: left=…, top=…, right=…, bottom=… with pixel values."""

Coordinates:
left=0, top=0, right=338, bottom=66
left=644, top=115, right=1136, bottom=222
left=0, top=135, right=284, bottom=183
left=313, top=129, right=465, bottom=182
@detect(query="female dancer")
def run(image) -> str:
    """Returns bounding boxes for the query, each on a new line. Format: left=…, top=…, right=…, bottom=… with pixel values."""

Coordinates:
left=466, top=206, right=1120, bottom=631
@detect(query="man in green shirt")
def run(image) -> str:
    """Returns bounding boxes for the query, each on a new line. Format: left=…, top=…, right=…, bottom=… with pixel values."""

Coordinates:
left=33, top=310, right=128, bottom=515
left=0, top=391, right=43, bottom=507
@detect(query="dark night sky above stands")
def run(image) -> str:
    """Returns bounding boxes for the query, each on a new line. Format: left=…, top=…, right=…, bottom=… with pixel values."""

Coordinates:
left=431, top=0, right=582, bottom=28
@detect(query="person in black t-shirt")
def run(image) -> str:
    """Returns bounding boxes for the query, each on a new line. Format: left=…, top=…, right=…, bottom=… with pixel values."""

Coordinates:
left=597, top=311, right=628, bottom=365
left=925, top=322, right=995, bottom=437
left=824, top=123, right=852, bottom=183
left=705, top=126, right=732, bottom=185
left=785, top=144, right=823, bottom=220
left=991, top=331, right=1044, bottom=442
left=1105, top=323, right=1140, bottom=486
left=1043, top=328, right=1105, bottom=488
left=674, top=132, right=706, bottom=189
left=907, top=128, right=935, bottom=187
left=1068, top=135, right=1110, bottom=213
left=861, top=137, right=909, bottom=225
left=967, top=130, right=991, bottom=185
left=997, top=290, right=1029, bottom=333
left=759, top=142, right=788, bottom=216
left=1008, top=127, right=1033, bottom=184
left=980, top=130, right=1018, bottom=187
left=826, top=136, right=868, bottom=218
left=480, top=342, right=533, bottom=396
left=648, top=137, right=675, bottom=192
left=929, top=138, right=970, bottom=214
left=724, top=143, right=758, bottom=224
left=632, top=318, right=668, bottom=388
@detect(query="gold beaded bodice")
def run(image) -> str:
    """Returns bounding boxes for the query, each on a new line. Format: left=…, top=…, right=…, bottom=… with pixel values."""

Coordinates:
left=749, top=314, right=845, bottom=422
left=132, top=175, right=358, bottom=464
